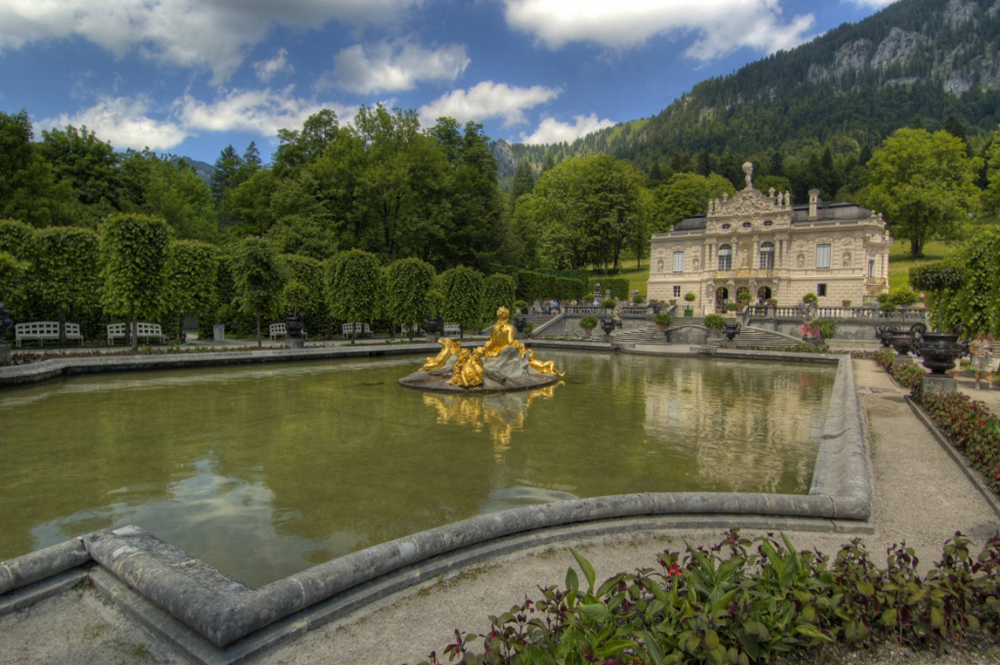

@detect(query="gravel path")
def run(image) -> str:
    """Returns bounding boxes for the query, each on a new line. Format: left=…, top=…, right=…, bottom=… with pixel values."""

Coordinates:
left=2, top=358, right=999, bottom=665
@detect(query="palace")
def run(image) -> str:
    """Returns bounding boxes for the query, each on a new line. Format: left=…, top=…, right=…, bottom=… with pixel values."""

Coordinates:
left=647, top=164, right=892, bottom=314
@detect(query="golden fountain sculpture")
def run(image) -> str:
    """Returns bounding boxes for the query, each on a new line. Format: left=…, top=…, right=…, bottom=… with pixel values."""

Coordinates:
left=403, top=306, right=563, bottom=391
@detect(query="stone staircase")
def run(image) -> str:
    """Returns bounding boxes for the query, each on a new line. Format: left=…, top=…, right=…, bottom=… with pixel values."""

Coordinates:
left=609, top=320, right=800, bottom=348
left=704, top=326, right=801, bottom=349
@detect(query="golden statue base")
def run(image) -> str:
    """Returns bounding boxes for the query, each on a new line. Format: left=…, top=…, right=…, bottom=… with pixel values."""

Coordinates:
left=398, top=362, right=562, bottom=394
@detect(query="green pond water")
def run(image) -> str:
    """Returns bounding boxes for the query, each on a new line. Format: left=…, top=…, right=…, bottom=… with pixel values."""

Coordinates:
left=0, top=351, right=835, bottom=588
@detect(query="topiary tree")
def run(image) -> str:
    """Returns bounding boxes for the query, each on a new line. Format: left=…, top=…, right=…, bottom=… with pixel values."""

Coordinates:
left=281, top=280, right=309, bottom=317
left=163, top=239, right=218, bottom=342
left=98, top=213, right=171, bottom=349
left=385, top=257, right=435, bottom=339
left=953, top=230, right=1000, bottom=336
left=481, top=274, right=516, bottom=324
left=283, top=253, right=327, bottom=334
left=325, top=249, right=383, bottom=342
left=910, top=262, right=967, bottom=331
left=438, top=266, right=483, bottom=339
left=231, top=236, right=285, bottom=347
left=34, top=227, right=101, bottom=344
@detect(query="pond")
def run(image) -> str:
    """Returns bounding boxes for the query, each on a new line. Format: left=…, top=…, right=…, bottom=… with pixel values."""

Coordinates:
left=0, top=350, right=835, bottom=587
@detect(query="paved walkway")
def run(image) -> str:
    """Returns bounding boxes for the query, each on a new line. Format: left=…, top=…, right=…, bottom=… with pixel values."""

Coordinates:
left=1, top=357, right=999, bottom=664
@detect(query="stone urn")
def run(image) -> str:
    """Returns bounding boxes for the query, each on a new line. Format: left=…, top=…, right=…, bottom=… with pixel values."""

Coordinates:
left=723, top=321, right=741, bottom=342
left=514, top=316, right=526, bottom=333
left=600, top=318, right=616, bottom=336
left=285, top=312, right=305, bottom=349
left=425, top=316, right=443, bottom=335
left=888, top=323, right=926, bottom=360
left=874, top=324, right=899, bottom=348
left=913, top=323, right=971, bottom=375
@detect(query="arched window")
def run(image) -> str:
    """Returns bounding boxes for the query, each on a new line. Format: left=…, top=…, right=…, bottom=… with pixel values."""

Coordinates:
left=759, top=242, right=775, bottom=269
left=718, top=244, right=732, bottom=271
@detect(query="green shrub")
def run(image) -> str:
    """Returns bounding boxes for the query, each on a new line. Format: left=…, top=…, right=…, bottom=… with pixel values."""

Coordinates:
left=802, top=292, right=818, bottom=304
left=725, top=302, right=739, bottom=312
left=653, top=312, right=672, bottom=326
left=579, top=316, right=598, bottom=330
left=514, top=299, right=528, bottom=314
left=601, top=298, right=617, bottom=309
left=684, top=292, right=697, bottom=302
left=703, top=314, right=725, bottom=331
left=589, top=278, right=629, bottom=301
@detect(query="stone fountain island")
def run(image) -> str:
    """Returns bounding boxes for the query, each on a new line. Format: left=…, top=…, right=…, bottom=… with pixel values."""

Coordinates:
left=399, top=306, right=564, bottom=394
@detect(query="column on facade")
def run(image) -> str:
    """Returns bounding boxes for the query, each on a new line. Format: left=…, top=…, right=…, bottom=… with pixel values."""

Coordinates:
left=752, top=237, right=759, bottom=270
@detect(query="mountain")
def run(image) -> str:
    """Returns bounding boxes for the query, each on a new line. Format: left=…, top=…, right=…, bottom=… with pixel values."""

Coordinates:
left=498, top=0, right=1000, bottom=173
left=175, top=157, right=216, bottom=186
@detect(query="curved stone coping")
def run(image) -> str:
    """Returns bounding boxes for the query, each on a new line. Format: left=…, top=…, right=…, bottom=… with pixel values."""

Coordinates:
left=0, top=343, right=448, bottom=388
left=0, top=352, right=869, bottom=650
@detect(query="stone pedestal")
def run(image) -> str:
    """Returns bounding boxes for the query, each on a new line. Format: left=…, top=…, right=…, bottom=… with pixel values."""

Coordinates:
left=287, top=338, right=305, bottom=350
left=892, top=355, right=913, bottom=366
left=0, top=342, right=10, bottom=366
left=923, top=374, right=957, bottom=396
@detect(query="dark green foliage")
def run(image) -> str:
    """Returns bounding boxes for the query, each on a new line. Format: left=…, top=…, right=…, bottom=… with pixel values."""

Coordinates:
left=481, top=274, right=516, bottom=320
left=516, top=271, right=557, bottom=303
left=653, top=312, right=672, bottom=326
left=910, top=262, right=969, bottom=331
left=810, top=319, right=837, bottom=340
left=579, top=316, right=598, bottom=330
left=385, top=257, right=435, bottom=334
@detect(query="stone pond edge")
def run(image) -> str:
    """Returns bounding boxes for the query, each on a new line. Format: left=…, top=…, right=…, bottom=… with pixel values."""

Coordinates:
left=0, top=345, right=869, bottom=660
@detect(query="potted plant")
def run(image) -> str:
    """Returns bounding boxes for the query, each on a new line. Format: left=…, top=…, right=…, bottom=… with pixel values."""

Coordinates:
left=766, top=298, right=777, bottom=307
left=579, top=315, right=598, bottom=337
left=601, top=298, right=617, bottom=311
left=725, top=302, right=740, bottom=316
left=683, top=292, right=696, bottom=316
left=802, top=292, right=818, bottom=305
left=653, top=312, right=673, bottom=331
left=737, top=291, right=753, bottom=310
left=842, top=299, right=852, bottom=308
left=514, top=299, right=529, bottom=315
left=669, top=299, right=677, bottom=306
left=703, top=314, right=725, bottom=334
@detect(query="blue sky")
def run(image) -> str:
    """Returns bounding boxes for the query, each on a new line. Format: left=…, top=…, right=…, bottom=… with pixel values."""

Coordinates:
left=0, top=0, right=897, bottom=165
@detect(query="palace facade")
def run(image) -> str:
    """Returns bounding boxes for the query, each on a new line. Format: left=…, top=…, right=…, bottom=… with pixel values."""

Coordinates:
left=647, top=165, right=892, bottom=314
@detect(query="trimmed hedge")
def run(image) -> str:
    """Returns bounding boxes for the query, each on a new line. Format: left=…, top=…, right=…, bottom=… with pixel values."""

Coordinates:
left=516, top=270, right=584, bottom=303
left=588, top=277, right=629, bottom=301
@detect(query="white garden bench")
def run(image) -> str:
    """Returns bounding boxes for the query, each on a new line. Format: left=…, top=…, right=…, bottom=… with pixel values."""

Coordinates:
left=14, top=321, right=84, bottom=347
left=442, top=323, right=460, bottom=335
left=341, top=322, right=373, bottom=338
left=269, top=322, right=307, bottom=340
left=107, top=322, right=168, bottom=345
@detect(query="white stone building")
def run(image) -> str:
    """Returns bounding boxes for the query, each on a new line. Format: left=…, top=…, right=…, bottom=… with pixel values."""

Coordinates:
left=648, top=165, right=892, bottom=314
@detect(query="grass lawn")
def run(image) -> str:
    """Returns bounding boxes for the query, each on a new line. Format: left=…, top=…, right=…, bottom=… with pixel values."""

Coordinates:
left=887, top=239, right=959, bottom=291
left=589, top=263, right=651, bottom=298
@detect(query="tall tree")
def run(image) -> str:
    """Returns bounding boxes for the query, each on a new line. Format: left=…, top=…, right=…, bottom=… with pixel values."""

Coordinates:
left=231, top=236, right=285, bottom=347
left=162, top=240, right=218, bottom=341
left=274, top=109, right=339, bottom=173
left=510, top=160, right=535, bottom=216
left=867, top=128, right=981, bottom=258
left=0, top=110, right=73, bottom=226
left=438, top=266, right=483, bottom=338
left=385, top=257, right=435, bottom=339
left=34, top=227, right=100, bottom=343
left=98, top=214, right=171, bottom=349
left=324, top=249, right=383, bottom=342
left=39, top=125, right=125, bottom=225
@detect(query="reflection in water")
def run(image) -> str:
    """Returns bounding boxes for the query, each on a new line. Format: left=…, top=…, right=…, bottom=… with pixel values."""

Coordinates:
left=0, top=353, right=834, bottom=587
left=422, top=384, right=559, bottom=463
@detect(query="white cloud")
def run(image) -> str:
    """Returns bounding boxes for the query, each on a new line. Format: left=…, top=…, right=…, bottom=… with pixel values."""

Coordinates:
left=0, top=0, right=424, bottom=84
left=36, top=88, right=354, bottom=152
left=419, top=81, right=559, bottom=127
left=845, top=0, right=898, bottom=7
left=502, top=0, right=816, bottom=60
left=37, top=96, right=189, bottom=152
left=176, top=88, right=355, bottom=136
left=520, top=113, right=616, bottom=145
left=254, top=49, right=294, bottom=83
left=324, top=40, right=470, bottom=94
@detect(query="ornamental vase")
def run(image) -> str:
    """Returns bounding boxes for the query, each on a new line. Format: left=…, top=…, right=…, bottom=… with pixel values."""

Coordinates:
left=913, top=323, right=971, bottom=375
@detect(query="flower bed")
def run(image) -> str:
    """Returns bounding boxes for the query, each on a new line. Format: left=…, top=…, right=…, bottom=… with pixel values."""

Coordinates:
left=423, top=531, right=1000, bottom=665
left=875, top=349, right=1000, bottom=495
